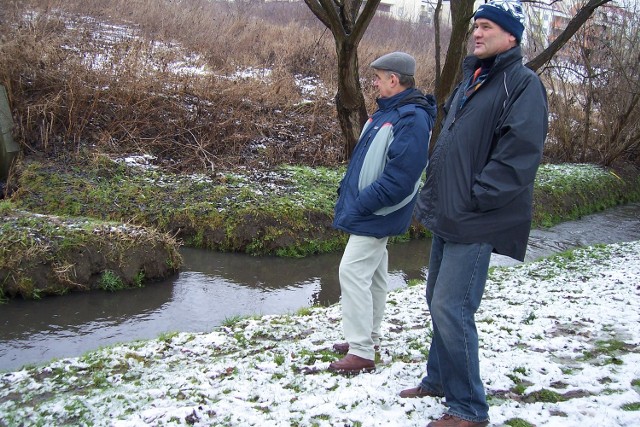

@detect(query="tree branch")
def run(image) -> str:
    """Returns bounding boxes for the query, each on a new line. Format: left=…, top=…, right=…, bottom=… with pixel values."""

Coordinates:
left=526, top=0, right=612, bottom=72
left=352, top=0, right=381, bottom=45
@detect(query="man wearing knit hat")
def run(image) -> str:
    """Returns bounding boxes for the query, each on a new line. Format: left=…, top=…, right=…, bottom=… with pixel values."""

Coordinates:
left=400, top=1, right=548, bottom=426
left=328, top=52, right=436, bottom=374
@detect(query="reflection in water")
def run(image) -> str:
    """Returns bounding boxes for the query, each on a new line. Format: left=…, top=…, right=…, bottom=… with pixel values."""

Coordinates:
left=2, top=202, right=639, bottom=372
left=179, top=239, right=430, bottom=307
left=0, top=239, right=431, bottom=372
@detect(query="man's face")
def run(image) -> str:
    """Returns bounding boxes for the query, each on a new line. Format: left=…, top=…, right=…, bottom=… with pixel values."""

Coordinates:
left=372, top=69, right=397, bottom=98
left=472, top=18, right=516, bottom=59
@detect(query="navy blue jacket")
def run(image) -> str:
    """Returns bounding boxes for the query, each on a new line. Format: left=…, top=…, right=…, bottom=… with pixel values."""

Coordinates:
left=333, top=88, right=436, bottom=238
left=415, top=47, right=548, bottom=261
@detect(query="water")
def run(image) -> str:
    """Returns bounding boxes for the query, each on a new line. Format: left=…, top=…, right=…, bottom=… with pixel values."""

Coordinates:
left=0, top=239, right=430, bottom=372
left=1, top=203, right=639, bottom=372
left=491, top=202, right=640, bottom=266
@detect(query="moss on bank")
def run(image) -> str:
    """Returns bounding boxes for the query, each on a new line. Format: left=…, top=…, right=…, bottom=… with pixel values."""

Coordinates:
left=10, top=155, right=349, bottom=257
left=0, top=201, right=182, bottom=300
left=532, top=162, right=640, bottom=227
left=8, top=157, right=640, bottom=259
left=2, top=157, right=639, bottom=299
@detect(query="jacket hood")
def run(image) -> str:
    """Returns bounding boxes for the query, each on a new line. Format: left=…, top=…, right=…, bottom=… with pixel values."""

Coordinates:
left=378, top=88, right=437, bottom=121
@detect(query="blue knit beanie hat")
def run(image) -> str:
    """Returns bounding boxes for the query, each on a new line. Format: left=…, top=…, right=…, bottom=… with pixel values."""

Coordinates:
left=474, top=0, right=526, bottom=44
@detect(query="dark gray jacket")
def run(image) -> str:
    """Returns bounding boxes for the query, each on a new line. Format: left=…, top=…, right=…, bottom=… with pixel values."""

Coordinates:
left=415, top=46, right=548, bottom=261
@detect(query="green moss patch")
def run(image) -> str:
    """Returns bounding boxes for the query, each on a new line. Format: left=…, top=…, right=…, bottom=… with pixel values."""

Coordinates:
left=9, top=158, right=640, bottom=259
left=0, top=201, right=182, bottom=299
left=11, top=156, right=347, bottom=257
left=532, top=163, right=640, bottom=228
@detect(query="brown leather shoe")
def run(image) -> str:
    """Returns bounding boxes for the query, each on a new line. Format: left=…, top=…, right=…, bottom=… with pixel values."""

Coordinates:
left=328, top=354, right=375, bottom=374
left=399, top=386, right=443, bottom=398
left=426, top=414, right=489, bottom=427
left=332, top=342, right=379, bottom=355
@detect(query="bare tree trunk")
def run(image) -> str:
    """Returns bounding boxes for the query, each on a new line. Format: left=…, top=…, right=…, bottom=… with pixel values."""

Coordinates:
left=335, top=38, right=369, bottom=156
left=434, top=0, right=442, bottom=89
left=303, top=0, right=379, bottom=160
left=581, top=48, right=594, bottom=163
left=308, top=0, right=471, bottom=156
left=431, top=0, right=475, bottom=150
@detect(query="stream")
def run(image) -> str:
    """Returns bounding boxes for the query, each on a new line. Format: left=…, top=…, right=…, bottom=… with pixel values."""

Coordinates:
left=1, top=202, right=639, bottom=372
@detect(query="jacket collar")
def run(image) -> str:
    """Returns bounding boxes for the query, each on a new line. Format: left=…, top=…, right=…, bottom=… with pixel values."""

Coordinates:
left=376, top=88, right=415, bottom=111
left=462, top=46, right=523, bottom=80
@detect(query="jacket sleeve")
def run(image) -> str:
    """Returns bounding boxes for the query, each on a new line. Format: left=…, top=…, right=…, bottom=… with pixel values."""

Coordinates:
left=355, top=107, right=433, bottom=215
left=472, top=72, right=548, bottom=212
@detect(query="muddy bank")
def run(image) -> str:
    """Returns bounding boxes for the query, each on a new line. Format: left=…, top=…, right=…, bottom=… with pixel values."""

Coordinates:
left=1, top=158, right=639, bottom=300
left=0, top=206, right=182, bottom=299
left=9, top=158, right=640, bottom=255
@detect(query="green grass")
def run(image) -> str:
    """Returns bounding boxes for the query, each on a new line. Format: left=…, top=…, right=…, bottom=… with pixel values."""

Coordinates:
left=157, top=331, right=179, bottom=343
left=7, top=160, right=640, bottom=261
left=505, top=419, right=534, bottom=427
left=12, top=158, right=347, bottom=257
left=99, top=270, right=125, bottom=292
left=406, top=278, right=423, bottom=287
left=524, top=388, right=564, bottom=403
left=580, top=339, right=629, bottom=365
left=1, top=198, right=182, bottom=298
left=295, top=306, right=314, bottom=316
left=533, top=164, right=640, bottom=228
left=221, top=315, right=245, bottom=327
left=621, top=402, right=640, bottom=411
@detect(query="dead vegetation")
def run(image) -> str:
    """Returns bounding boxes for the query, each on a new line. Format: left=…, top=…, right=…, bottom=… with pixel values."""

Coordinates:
left=2, top=0, right=639, bottom=177
left=0, top=204, right=182, bottom=299
left=0, top=0, right=440, bottom=175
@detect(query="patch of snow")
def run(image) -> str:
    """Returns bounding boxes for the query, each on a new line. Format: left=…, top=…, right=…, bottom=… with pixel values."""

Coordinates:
left=1, top=241, right=639, bottom=426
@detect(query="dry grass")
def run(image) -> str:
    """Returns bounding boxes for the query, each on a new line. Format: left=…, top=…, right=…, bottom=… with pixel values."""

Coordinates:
left=532, top=3, right=640, bottom=167
left=3, top=0, right=637, bottom=174
left=0, top=0, right=439, bottom=173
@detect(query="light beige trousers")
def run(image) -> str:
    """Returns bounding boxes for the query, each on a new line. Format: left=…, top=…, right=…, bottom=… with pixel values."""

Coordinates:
left=339, top=234, right=389, bottom=360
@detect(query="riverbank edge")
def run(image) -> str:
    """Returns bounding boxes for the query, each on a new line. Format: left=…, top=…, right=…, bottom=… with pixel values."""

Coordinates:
left=0, top=240, right=639, bottom=426
left=1, top=159, right=639, bottom=299
left=0, top=206, right=183, bottom=300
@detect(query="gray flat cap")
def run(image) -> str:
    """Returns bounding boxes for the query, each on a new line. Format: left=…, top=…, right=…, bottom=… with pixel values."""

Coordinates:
left=370, top=52, right=416, bottom=76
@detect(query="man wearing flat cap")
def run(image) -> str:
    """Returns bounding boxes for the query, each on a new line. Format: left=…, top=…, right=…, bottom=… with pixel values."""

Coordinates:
left=400, top=1, right=549, bottom=426
left=328, top=52, right=436, bottom=374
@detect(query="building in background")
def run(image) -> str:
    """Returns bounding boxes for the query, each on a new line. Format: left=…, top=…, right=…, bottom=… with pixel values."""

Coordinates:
left=376, top=0, right=480, bottom=25
left=374, top=0, right=630, bottom=51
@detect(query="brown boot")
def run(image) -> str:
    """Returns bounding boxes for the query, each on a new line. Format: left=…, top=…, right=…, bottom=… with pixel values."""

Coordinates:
left=328, top=354, right=375, bottom=374
left=399, top=386, right=443, bottom=398
left=332, top=342, right=379, bottom=355
left=427, top=414, right=489, bottom=427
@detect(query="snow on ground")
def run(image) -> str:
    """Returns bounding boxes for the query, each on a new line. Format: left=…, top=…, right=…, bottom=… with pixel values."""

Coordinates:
left=1, top=241, right=639, bottom=427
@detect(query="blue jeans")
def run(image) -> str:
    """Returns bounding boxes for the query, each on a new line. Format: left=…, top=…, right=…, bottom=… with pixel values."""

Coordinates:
left=420, top=234, right=492, bottom=422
